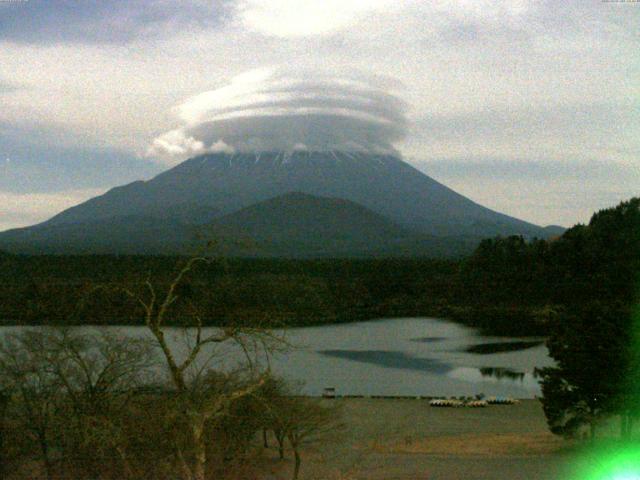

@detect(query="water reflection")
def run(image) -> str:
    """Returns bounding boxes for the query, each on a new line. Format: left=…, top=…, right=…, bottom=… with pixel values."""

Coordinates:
left=479, top=367, right=526, bottom=381
left=410, top=336, right=446, bottom=343
left=448, top=367, right=541, bottom=392
left=318, top=349, right=452, bottom=374
left=464, top=341, right=543, bottom=354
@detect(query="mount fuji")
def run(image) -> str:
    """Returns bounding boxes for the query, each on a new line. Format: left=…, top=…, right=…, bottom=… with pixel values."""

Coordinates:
left=0, top=151, right=559, bottom=256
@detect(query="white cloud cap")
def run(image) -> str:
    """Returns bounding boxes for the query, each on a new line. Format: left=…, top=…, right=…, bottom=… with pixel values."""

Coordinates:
left=148, top=67, right=408, bottom=164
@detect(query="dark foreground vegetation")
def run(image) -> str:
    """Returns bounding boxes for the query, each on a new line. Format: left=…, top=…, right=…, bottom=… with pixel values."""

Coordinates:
left=0, top=258, right=341, bottom=480
left=535, top=198, right=640, bottom=441
left=1, top=198, right=638, bottom=337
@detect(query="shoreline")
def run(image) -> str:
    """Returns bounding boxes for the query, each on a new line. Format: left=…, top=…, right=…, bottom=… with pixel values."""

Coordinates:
left=0, top=314, right=549, bottom=338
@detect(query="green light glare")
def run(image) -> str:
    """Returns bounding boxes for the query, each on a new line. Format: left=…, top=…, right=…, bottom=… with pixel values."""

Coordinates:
left=571, top=443, right=640, bottom=480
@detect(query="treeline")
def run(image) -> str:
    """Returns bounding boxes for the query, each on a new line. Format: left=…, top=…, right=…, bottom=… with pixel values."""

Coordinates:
left=463, top=198, right=639, bottom=306
left=0, top=197, right=638, bottom=336
left=533, top=199, right=640, bottom=439
left=454, top=197, right=639, bottom=334
left=0, top=255, right=460, bottom=328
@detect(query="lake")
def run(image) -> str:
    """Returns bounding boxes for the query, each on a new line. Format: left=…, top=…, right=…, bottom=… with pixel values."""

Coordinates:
left=267, top=317, right=553, bottom=398
left=0, top=318, right=553, bottom=398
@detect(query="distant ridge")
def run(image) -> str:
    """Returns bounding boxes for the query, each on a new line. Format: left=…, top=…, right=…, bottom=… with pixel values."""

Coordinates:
left=541, top=225, right=566, bottom=237
left=0, top=193, right=475, bottom=257
left=205, top=192, right=475, bottom=257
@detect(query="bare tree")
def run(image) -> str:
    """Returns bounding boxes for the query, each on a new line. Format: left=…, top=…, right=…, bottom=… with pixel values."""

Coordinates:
left=47, top=329, right=154, bottom=479
left=112, top=256, right=282, bottom=480
left=0, top=331, right=61, bottom=480
left=287, top=400, right=341, bottom=480
left=259, top=376, right=290, bottom=459
left=260, top=378, right=343, bottom=480
left=0, top=388, right=7, bottom=479
left=0, top=328, right=156, bottom=480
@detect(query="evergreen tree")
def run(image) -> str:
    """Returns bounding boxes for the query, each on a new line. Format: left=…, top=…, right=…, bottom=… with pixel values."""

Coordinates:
left=537, top=303, right=634, bottom=438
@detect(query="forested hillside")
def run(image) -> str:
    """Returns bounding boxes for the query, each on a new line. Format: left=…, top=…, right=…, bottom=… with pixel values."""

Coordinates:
left=454, top=197, right=639, bottom=333
left=1, top=198, right=637, bottom=336
left=0, top=255, right=459, bottom=328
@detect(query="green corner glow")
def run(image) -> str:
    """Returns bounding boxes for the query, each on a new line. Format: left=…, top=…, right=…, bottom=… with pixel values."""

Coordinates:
left=572, top=443, right=640, bottom=480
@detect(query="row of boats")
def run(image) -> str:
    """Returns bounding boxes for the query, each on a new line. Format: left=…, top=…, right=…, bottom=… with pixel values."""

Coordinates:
left=429, top=397, right=519, bottom=407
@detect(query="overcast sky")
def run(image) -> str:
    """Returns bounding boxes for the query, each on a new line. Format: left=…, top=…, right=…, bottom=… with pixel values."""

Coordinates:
left=0, top=0, right=638, bottom=231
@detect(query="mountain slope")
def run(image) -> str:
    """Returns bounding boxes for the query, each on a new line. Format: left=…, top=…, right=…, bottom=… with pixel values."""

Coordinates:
left=39, top=151, right=545, bottom=237
left=0, top=193, right=475, bottom=257
left=205, top=192, right=474, bottom=257
left=0, top=151, right=552, bottom=256
left=0, top=216, right=195, bottom=254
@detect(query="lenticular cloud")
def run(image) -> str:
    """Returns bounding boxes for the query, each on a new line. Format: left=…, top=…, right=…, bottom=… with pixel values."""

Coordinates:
left=147, top=68, right=407, bottom=164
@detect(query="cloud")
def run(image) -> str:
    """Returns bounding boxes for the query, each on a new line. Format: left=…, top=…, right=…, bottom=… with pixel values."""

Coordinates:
left=0, top=80, right=22, bottom=94
left=237, top=0, right=534, bottom=38
left=0, top=0, right=231, bottom=45
left=238, top=0, right=395, bottom=37
left=0, top=121, right=161, bottom=193
left=416, top=157, right=640, bottom=183
left=0, top=0, right=536, bottom=45
left=0, top=188, right=105, bottom=231
left=403, top=102, right=640, bottom=163
left=413, top=157, right=640, bottom=227
left=210, top=140, right=235, bottom=154
left=147, top=68, right=408, bottom=164
left=147, top=129, right=206, bottom=159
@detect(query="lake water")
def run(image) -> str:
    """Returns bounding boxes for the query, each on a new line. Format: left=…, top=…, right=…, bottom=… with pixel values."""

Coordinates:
left=0, top=318, right=553, bottom=398
left=268, top=317, right=553, bottom=398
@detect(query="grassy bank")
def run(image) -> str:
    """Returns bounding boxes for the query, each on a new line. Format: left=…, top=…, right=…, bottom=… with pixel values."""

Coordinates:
left=262, top=398, right=578, bottom=479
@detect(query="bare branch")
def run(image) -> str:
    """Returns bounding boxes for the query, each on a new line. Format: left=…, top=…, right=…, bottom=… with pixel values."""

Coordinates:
left=156, top=256, right=210, bottom=328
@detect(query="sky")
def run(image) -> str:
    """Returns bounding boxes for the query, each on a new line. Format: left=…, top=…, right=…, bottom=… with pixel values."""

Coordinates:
left=0, top=0, right=638, bottom=231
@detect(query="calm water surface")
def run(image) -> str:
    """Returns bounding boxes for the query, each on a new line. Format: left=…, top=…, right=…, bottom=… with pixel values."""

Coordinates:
left=0, top=318, right=553, bottom=398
